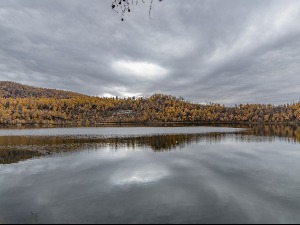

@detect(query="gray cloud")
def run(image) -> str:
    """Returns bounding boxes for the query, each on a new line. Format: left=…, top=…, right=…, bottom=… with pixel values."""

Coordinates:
left=0, top=0, right=300, bottom=104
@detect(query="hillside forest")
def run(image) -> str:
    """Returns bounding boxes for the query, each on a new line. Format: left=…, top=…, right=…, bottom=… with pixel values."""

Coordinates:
left=0, top=82, right=300, bottom=126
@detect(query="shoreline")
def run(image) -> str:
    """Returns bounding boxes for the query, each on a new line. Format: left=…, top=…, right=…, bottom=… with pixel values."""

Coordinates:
left=0, top=121, right=299, bottom=129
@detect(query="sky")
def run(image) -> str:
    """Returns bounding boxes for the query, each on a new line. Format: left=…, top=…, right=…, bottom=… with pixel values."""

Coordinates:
left=0, top=0, right=300, bottom=105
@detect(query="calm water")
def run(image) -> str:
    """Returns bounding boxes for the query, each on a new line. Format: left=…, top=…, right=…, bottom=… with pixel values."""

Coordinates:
left=0, top=126, right=300, bottom=224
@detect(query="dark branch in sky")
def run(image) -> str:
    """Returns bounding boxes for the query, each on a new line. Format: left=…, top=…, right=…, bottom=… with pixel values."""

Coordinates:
left=112, top=0, right=164, bottom=21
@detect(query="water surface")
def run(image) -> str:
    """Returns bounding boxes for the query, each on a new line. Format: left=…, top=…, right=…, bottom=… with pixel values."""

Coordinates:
left=0, top=126, right=300, bottom=224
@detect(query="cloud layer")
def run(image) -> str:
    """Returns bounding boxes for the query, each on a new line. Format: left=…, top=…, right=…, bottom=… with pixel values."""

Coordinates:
left=0, top=0, right=300, bottom=104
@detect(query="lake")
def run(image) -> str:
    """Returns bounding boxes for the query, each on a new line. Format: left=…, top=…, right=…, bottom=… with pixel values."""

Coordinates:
left=0, top=126, right=300, bottom=224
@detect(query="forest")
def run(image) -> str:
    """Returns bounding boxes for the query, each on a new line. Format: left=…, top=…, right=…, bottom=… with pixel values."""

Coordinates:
left=0, top=81, right=300, bottom=126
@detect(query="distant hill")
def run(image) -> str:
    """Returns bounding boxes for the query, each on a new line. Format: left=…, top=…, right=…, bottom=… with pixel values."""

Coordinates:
left=0, top=81, right=86, bottom=99
left=0, top=81, right=299, bottom=126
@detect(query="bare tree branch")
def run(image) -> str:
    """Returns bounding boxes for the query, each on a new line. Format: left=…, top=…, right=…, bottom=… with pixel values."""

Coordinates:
left=111, top=0, right=164, bottom=21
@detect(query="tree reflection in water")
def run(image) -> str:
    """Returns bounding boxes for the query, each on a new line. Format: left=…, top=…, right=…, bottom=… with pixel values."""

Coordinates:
left=0, top=125, right=299, bottom=164
left=0, top=149, right=43, bottom=165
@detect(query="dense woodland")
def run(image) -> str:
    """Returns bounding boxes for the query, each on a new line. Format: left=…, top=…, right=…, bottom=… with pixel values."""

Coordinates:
left=0, top=81, right=300, bottom=126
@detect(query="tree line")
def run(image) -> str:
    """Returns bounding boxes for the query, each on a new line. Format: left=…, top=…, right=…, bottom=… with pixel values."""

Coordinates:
left=0, top=93, right=300, bottom=126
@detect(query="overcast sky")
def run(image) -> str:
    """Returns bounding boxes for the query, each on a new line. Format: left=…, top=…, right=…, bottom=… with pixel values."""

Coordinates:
left=0, top=0, right=300, bottom=105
